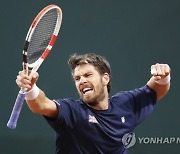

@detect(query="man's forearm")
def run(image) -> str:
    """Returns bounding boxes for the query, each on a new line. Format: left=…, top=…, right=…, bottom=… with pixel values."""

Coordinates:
left=26, top=88, right=58, bottom=118
left=147, top=76, right=170, bottom=101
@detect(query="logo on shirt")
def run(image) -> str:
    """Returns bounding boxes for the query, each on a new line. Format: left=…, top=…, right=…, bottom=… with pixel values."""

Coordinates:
left=121, top=116, right=125, bottom=123
left=88, top=115, right=98, bottom=124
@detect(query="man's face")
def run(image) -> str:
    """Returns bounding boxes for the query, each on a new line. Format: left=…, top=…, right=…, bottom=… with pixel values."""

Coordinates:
left=73, top=64, right=109, bottom=105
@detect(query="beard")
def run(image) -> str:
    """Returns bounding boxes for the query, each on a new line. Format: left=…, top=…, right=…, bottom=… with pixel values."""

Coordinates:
left=79, top=80, right=106, bottom=106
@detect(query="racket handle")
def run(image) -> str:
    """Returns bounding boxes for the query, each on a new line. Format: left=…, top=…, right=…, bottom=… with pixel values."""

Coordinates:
left=7, top=91, right=26, bottom=129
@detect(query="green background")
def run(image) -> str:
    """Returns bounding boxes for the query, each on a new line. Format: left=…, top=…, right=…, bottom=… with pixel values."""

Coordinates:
left=1, top=0, right=179, bottom=153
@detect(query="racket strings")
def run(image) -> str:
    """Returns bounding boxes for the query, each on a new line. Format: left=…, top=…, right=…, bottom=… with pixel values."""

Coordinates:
left=27, top=9, right=58, bottom=64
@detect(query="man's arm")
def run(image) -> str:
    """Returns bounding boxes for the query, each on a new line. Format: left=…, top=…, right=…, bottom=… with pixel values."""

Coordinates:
left=16, top=71, right=58, bottom=118
left=147, top=63, right=171, bottom=101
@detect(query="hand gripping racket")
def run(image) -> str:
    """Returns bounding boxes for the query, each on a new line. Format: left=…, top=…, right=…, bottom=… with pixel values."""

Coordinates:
left=7, top=4, right=62, bottom=129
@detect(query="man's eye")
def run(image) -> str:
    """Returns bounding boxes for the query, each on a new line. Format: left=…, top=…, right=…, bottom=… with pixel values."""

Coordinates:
left=85, top=74, right=91, bottom=77
left=74, top=77, right=80, bottom=81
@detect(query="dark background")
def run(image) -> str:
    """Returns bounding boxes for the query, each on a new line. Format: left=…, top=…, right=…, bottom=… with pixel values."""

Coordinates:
left=1, top=0, right=179, bottom=153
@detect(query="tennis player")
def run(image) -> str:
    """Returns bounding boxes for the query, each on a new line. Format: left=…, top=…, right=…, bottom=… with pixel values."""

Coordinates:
left=16, top=53, right=171, bottom=154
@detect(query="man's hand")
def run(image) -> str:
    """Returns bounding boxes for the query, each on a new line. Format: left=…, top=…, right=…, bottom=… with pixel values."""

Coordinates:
left=147, top=63, right=171, bottom=101
left=16, top=71, right=39, bottom=91
left=150, top=63, right=171, bottom=82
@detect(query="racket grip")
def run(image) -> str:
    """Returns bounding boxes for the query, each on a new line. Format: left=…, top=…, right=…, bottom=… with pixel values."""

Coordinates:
left=7, top=91, right=26, bottom=129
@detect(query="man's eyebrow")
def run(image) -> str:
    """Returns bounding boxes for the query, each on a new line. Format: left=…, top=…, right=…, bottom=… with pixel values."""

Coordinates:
left=73, top=74, right=81, bottom=80
left=73, top=75, right=79, bottom=78
left=73, top=71, right=92, bottom=78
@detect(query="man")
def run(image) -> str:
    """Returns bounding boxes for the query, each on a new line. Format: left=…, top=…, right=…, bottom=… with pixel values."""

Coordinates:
left=16, top=53, right=171, bottom=154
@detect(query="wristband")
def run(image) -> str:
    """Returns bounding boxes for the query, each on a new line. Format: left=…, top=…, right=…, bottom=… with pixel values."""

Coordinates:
left=25, top=84, right=40, bottom=100
left=155, top=74, right=171, bottom=85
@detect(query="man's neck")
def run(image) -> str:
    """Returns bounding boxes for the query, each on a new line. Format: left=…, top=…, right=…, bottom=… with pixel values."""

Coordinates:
left=87, top=96, right=109, bottom=110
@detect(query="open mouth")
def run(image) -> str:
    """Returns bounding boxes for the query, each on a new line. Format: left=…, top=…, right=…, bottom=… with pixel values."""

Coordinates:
left=82, top=88, right=93, bottom=95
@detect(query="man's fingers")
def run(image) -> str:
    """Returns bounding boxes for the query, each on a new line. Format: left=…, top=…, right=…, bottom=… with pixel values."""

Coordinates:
left=18, top=71, right=31, bottom=80
left=17, top=75, right=31, bottom=83
left=16, top=79, right=31, bottom=89
left=151, top=64, right=170, bottom=76
left=30, top=72, right=39, bottom=86
left=16, top=71, right=39, bottom=90
left=164, top=64, right=171, bottom=75
left=151, top=64, right=158, bottom=75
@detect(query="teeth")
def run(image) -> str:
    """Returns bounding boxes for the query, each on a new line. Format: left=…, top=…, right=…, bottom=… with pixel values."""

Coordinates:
left=82, top=88, right=92, bottom=94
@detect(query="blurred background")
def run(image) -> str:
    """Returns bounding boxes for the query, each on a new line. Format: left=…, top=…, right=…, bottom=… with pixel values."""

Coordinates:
left=1, top=0, right=179, bottom=153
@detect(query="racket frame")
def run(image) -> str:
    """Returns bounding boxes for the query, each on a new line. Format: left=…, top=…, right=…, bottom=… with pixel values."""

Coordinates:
left=7, top=4, right=62, bottom=129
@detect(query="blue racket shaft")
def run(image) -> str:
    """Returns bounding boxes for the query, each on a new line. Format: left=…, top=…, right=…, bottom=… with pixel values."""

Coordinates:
left=7, top=91, right=25, bottom=129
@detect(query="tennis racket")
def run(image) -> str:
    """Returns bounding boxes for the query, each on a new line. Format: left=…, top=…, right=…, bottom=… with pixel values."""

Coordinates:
left=7, top=4, right=62, bottom=129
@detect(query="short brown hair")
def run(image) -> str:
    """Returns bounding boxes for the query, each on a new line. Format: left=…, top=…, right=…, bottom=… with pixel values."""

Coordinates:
left=68, top=53, right=111, bottom=93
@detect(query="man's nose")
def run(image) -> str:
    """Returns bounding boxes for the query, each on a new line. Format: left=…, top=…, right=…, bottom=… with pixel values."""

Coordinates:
left=79, top=76, right=87, bottom=84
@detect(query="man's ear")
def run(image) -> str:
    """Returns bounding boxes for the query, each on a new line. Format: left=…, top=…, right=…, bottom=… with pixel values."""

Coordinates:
left=102, top=73, right=110, bottom=86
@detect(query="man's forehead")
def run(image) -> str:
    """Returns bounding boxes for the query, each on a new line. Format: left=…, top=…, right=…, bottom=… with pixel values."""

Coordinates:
left=73, top=64, right=96, bottom=75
